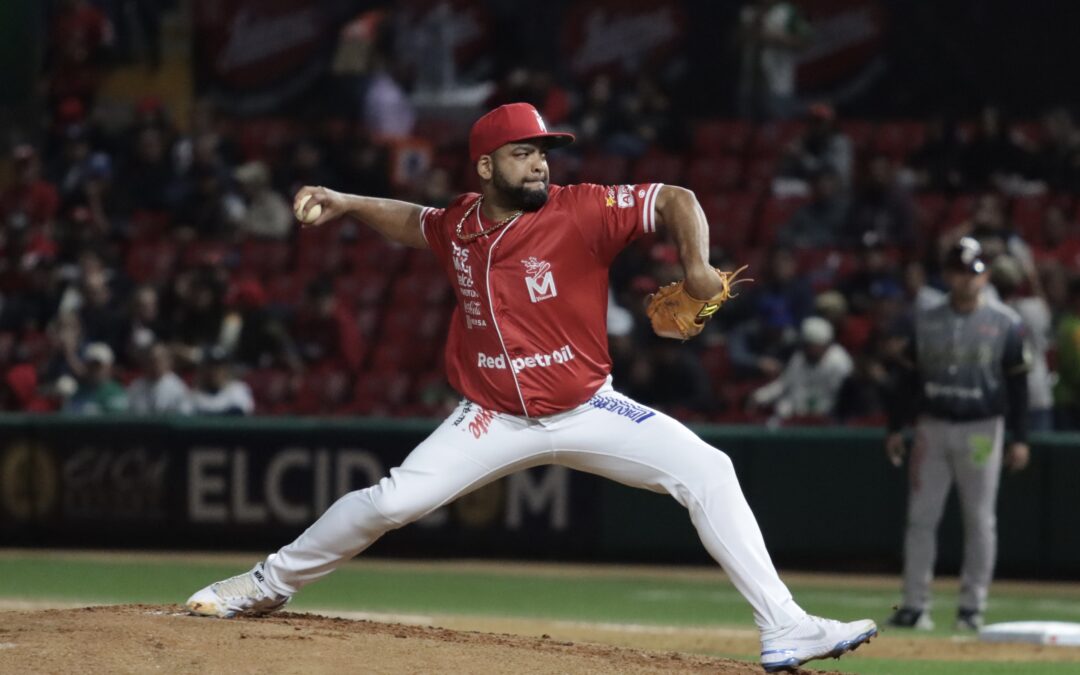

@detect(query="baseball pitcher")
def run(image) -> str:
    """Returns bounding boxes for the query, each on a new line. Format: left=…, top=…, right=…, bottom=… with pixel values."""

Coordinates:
left=186, top=103, right=876, bottom=672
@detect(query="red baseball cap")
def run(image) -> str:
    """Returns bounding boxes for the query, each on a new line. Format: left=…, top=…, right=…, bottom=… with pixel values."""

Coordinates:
left=469, top=102, right=574, bottom=162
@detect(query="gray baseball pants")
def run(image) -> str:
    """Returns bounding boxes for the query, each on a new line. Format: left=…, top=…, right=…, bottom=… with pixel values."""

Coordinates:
left=902, top=416, right=1004, bottom=612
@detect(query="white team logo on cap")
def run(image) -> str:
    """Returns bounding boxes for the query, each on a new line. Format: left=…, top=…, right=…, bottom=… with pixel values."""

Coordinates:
left=532, top=109, right=548, bottom=132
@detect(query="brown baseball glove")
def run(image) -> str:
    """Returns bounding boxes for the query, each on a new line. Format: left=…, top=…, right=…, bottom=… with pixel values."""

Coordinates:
left=646, top=265, right=751, bottom=340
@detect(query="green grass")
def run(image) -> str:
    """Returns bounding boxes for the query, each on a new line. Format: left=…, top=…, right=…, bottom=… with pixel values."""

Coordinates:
left=3, top=553, right=1080, bottom=674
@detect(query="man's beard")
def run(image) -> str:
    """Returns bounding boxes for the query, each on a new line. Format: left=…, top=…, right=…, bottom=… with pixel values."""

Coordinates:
left=492, top=167, right=548, bottom=211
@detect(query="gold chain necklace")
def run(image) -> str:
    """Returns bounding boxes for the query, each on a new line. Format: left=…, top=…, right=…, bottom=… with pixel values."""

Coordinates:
left=455, top=197, right=522, bottom=242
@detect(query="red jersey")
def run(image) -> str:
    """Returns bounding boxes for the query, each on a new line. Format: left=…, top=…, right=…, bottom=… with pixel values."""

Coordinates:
left=421, top=183, right=663, bottom=416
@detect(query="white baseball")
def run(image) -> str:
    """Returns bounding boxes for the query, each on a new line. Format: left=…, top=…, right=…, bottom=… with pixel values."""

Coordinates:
left=296, top=194, right=323, bottom=223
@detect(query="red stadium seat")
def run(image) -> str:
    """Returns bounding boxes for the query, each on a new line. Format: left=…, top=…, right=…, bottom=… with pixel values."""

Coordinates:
left=751, top=121, right=805, bottom=157
left=838, top=120, right=876, bottom=154
left=264, top=272, right=310, bottom=310
left=700, top=192, right=759, bottom=253
left=874, top=121, right=926, bottom=159
left=631, top=151, right=684, bottom=185
left=744, top=156, right=778, bottom=194
left=245, top=369, right=295, bottom=415
left=237, top=239, right=292, bottom=277
left=686, top=157, right=742, bottom=195
left=578, top=153, right=628, bottom=184
left=692, top=119, right=752, bottom=156
left=125, top=239, right=178, bottom=284
left=757, top=195, right=810, bottom=248
left=293, top=369, right=353, bottom=415
left=1010, top=194, right=1048, bottom=244
left=913, top=193, right=948, bottom=238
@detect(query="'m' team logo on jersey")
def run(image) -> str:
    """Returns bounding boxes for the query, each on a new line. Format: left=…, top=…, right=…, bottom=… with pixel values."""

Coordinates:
left=522, top=257, right=557, bottom=303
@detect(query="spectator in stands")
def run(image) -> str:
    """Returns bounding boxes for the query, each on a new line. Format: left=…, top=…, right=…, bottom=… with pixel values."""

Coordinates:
left=624, top=340, right=715, bottom=415
left=167, top=266, right=230, bottom=365
left=120, top=285, right=167, bottom=366
left=1036, top=204, right=1080, bottom=268
left=844, top=156, right=915, bottom=250
left=952, top=193, right=1039, bottom=293
left=291, top=279, right=363, bottom=372
left=127, top=342, right=192, bottom=415
left=962, top=106, right=1029, bottom=190
left=233, top=161, right=292, bottom=240
left=1054, top=277, right=1080, bottom=431
left=781, top=104, right=854, bottom=189
left=40, top=310, right=85, bottom=387
left=574, top=74, right=621, bottom=151
left=779, top=168, right=849, bottom=249
left=1032, top=108, right=1080, bottom=193
left=223, top=278, right=301, bottom=371
left=174, top=161, right=242, bottom=239
left=736, top=0, right=812, bottom=120
left=46, top=0, right=114, bottom=105
left=276, top=139, right=338, bottom=202
left=909, top=116, right=967, bottom=193
left=839, top=238, right=902, bottom=315
left=903, top=259, right=946, bottom=312
left=64, top=342, right=128, bottom=414
left=2, top=145, right=60, bottom=229
left=815, top=290, right=871, bottom=356
left=834, top=339, right=889, bottom=424
left=337, top=135, right=392, bottom=198
left=123, top=127, right=176, bottom=213
left=363, top=59, right=416, bottom=140
left=749, top=316, right=853, bottom=420
left=75, top=268, right=125, bottom=355
left=992, top=256, right=1054, bottom=431
left=191, top=347, right=254, bottom=416
left=725, top=246, right=813, bottom=327
left=0, top=363, right=53, bottom=412
left=728, top=295, right=799, bottom=379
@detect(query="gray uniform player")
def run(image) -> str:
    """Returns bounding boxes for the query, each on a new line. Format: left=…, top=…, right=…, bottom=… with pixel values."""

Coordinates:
left=884, top=237, right=1031, bottom=631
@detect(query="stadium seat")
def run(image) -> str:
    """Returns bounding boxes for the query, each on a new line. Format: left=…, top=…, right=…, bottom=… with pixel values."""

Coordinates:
left=237, top=239, right=292, bottom=278
left=686, top=156, right=742, bottom=195
left=125, top=239, right=178, bottom=284
left=264, top=272, right=310, bottom=311
left=293, top=369, right=353, bottom=415
left=838, top=120, right=876, bottom=154
left=1010, top=194, right=1048, bottom=245
left=700, top=192, right=759, bottom=253
left=757, top=195, right=811, bottom=248
left=744, top=156, right=778, bottom=194
left=245, top=368, right=295, bottom=415
left=578, top=153, right=628, bottom=184
left=631, top=151, right=684, bottom=185
left=751, top=120, right=805, bottom=157
left=692, top=119, right=752, bottom=156
left=913, top=193, right=948, bottom=239
left=874, top=121, right=926, bottom=159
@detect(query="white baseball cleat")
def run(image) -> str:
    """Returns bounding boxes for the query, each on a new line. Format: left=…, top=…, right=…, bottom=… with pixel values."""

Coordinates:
left=186, top=562, right=289, bottom=618
left=760, top=614, right=877, bottom=672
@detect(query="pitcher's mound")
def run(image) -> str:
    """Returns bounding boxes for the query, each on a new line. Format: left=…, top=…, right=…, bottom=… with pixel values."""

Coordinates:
left=0, top=604, right=841, bottom=674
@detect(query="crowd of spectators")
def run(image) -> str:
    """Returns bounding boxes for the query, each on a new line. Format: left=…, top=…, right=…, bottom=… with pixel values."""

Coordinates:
left=3, top=1, right=1080, bottom=430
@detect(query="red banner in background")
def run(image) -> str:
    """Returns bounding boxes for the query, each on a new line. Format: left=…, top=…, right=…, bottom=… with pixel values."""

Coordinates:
left=794, top=0, right=887, bottom=94
left=561, top=0, right=687, bottom=79
left=192, top=0, right=338, bottom=114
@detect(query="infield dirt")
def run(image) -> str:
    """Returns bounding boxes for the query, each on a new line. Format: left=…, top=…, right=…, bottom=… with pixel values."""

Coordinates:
left=0, top=604, right=844, bottom=674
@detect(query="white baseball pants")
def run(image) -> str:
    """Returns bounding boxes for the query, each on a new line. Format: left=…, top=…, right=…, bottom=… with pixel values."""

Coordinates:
left=262, top=383, right=808, bottom=632
left=902, top=416, right=1004, bottom=612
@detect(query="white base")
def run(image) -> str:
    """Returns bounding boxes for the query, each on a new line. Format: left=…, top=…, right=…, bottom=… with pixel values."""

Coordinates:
left=979, top=621, right=1080, bottom=647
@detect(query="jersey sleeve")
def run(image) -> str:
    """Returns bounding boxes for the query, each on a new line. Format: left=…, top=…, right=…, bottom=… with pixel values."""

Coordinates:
left=418, top=205, right=447, bottom=252
left=1002, top=317, right=1033, bottom=376
left=564, top=183, right=664, bottom=263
